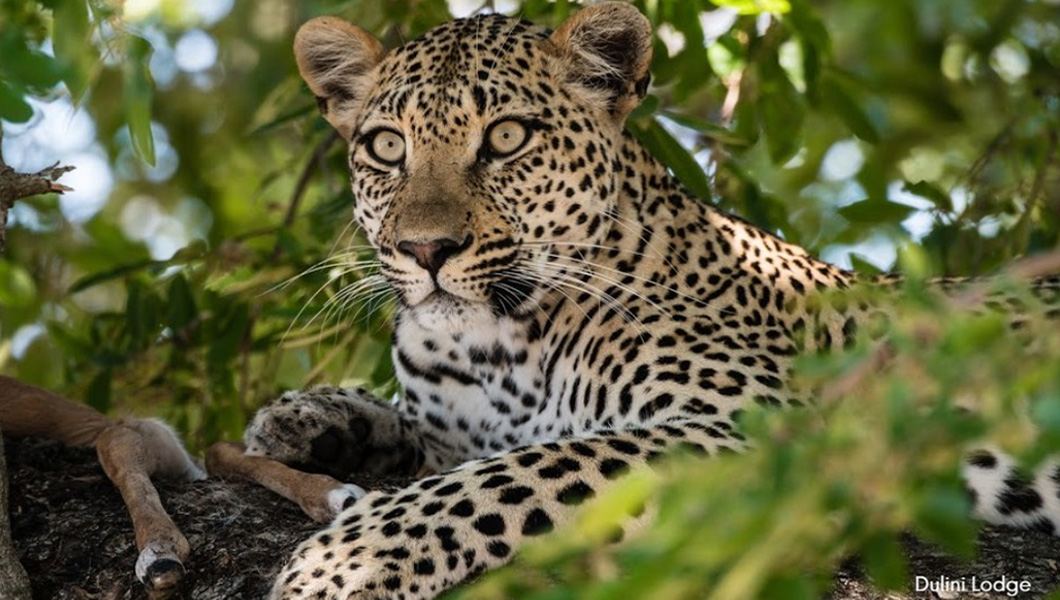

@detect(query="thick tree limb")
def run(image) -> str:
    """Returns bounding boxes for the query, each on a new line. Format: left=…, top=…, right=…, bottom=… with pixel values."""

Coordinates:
left=0, top=434, right=31, bottom=600
left=0, top=128, right=35, bottom=600
left=0, top=127, right=74, bottom=600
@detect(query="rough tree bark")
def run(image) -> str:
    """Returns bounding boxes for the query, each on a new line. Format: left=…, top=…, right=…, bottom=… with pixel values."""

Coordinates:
left=0, top=436, right=30, bottom=600
left=1, top=128, right=73, bottom=600
left=5, top=436, right=1060, bottom=600
left=0, top=130, right=74, bottom=256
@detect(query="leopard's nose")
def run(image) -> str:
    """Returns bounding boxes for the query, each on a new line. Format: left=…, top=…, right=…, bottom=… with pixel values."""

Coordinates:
left=397, top=236, right=471, bottom=276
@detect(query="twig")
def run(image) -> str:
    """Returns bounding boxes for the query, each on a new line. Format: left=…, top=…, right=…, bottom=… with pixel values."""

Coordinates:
left=239, top=131, right=341, bottom=409
left=0, top=129, right=76, bottom=255
left=951, top=248, right=1060, bottom=310
left=270, top=131, right=339, bottom=263
left=820, top=341, right=895, bottom=404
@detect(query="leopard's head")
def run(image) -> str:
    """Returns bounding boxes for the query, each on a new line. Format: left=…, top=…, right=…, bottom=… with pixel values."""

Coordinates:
left=294, top=3, right=652, bottom=332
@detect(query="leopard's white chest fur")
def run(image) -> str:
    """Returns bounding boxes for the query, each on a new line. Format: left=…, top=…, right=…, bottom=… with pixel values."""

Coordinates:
left=393, top=312, right=565, bottom=469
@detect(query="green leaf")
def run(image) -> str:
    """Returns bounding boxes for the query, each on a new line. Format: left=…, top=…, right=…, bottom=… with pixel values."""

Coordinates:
left=862, top=532, right=908, bottom=591
left=628, top=94, right=659, bottom=121
left=166, top=274, right=197, bottom=330
left=85, top=369, right=112, bottom=413
left=0, top=79, right=33, bottom=122
left=757, top=51, right=805, bottom=164
left=838, top=200, right=914, bottom=224
left=1032, top=393, right=1060, bottom=437
left=713, top=0, right=792, bottom=15
left=370, top=349, right=396, bottom=389
left=246, top=76, right=313, bottom=135
left=53, top=0, right=97, bottom=100
left=69, top=259, right=163, bottom=293
left=760, top=574, right=816, bottom=600
left=46, top=323, right=94, bottom=361
left=628, top=118, right=713, bottom=201
left=123, top=35, right=156, bottom=165
left=124, top=279, right=147, bottom=350
left=822, top=77, right=879, bottom=143
left=732, top=96, right=760, bottom=147
left=670, top=1, right=712, bottom=100
left=849, top=253, right=883, bottom=275
left=248, top=103, right=315, bottom=136
left=913, top=484, right=976, bottom=557
left=0, top=260, right=38, bottom=308
left=207, top=303, right=250, bottom=368
left=0, top=34, right=63, bottom=90
left=786, top=0, right=832, bottom=55
left=799, top=40, right=822, bottom=104
left=659, top=110, right=753, bottom=146
left=902, top=180, right=953, bottom=213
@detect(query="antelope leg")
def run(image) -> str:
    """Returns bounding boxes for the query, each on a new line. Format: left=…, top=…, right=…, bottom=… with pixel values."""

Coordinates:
left=206, top=441, right=365, bottom=522
left=0, top=375, right=112, bottom=446
left=95, top=418, right=204, bottom=597
left=2, top=376, right=204, bottom=598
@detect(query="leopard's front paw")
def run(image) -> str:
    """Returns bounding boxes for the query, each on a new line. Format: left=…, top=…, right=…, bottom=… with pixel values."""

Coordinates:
left=244, top=386, right=413, bottom=479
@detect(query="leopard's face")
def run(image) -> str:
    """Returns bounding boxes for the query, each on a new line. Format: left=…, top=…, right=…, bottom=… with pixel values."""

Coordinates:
left=294, top=10, right=652, bottom=332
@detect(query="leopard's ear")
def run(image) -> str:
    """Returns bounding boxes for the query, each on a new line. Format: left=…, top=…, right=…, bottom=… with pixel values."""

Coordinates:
left=549, top=2, right=653, bottom=121
left=294, top=17, right=385, bottom=140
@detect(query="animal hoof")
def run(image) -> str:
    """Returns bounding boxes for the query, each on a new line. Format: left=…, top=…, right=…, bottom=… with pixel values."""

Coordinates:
left=144, top=557, right=185, bottom=593
left=327, top=482, right=367, bottom=516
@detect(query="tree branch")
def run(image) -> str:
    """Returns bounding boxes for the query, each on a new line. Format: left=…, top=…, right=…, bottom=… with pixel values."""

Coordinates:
left=0, top=128, right=75, bottom=255
left=0, top=127, right=35, bottom=600
left=0, top=162, right=75, bottom=201
left=0, top=436, right=31, bottom=600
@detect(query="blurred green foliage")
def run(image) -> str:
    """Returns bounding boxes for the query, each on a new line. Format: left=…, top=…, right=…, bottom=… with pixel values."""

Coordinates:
left=1, top=0, right=1059, bottom=594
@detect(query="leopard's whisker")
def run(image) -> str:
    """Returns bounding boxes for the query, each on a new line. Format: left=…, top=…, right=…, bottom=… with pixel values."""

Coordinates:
left=533, top=259, right=670, bottom=322
left=533, top=250, right=712, bottom=310
left=264, top=252, right=380, bottom=297
left=298, top=274, right=388, bottom=340
left=523, top=240, right=670, bottom=265
left=515, top=268, right=651, bottom=339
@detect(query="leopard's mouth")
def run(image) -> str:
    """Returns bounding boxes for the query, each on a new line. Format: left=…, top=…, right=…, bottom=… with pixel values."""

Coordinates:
left=419, top=288, right=466, bottom=308
left=389, top=259, right=541, bottom=326
left=402, top=286, right=497, bottom=332
left=395, top=274, right=538, bottom=331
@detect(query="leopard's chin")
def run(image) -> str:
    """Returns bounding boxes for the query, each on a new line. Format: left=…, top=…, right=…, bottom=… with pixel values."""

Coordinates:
left=406, top=290, right=496, bottom=333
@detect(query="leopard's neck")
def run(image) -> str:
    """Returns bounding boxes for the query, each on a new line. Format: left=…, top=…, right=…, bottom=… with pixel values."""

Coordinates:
left=594, top=135, right=857, bottom=329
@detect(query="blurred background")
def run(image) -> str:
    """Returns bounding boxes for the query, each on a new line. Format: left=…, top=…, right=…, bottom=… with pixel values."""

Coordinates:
left=1, top=0, right=1058, bottom=450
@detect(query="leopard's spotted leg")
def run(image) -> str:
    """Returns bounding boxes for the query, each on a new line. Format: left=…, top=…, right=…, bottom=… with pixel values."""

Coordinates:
left=242, top=386, right=425, bottom=480
left=963, top=448, right=1060, bottom=534
left=269, top=419, right=742, bottom=600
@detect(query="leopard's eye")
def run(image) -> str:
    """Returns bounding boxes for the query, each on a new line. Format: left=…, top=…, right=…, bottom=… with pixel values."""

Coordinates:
left=368, top=129, right=406, bottom=165
left=486, top=120, right=528, bottom=157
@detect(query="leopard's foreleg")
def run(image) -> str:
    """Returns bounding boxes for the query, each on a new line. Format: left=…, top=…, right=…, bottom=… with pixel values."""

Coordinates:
left=269, top=419, right=741, bottom=600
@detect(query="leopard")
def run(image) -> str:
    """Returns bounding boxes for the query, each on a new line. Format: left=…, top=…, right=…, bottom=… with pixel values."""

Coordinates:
left=241, top=3, right=1060, bottom=598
